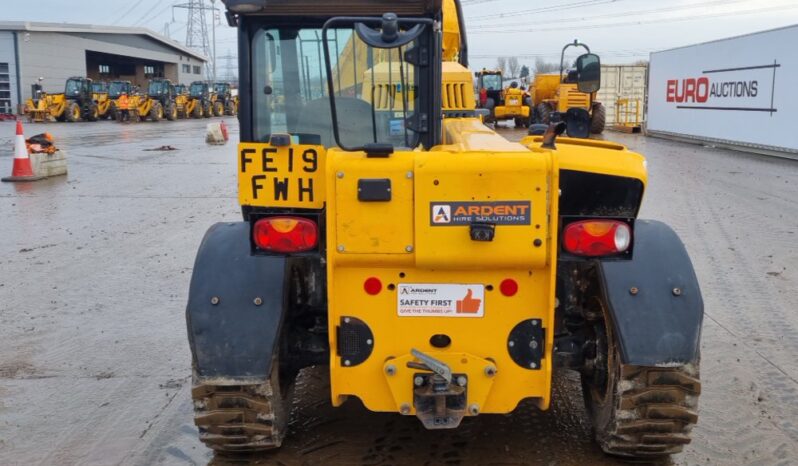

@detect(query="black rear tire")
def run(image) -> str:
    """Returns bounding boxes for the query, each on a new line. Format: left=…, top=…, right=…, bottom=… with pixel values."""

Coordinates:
left=150, top=102, right=164, bottom=121
left=191, top=102, right=203, bottom=119
left=65, top=102, right=80, bottom=122
left=87, top=104, right=99, bottom=122
left=582, top=316, right=700, bottom=459
left=213, top=101, right=225, bottom=117
left=203, top=102, right=213, bottom=118
left=166, top=102, right=178, bottom=121
left=590, top=102, right=606, bottom=134
left=536, top=103, right=551, bottom=125
left=192, top=358, right=293, bottom=453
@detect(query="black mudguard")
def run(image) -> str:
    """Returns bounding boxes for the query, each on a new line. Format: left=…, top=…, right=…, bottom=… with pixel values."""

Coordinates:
left=597, top=220, right=703, bottom=366
left=186, top=222, right=287, bottom=382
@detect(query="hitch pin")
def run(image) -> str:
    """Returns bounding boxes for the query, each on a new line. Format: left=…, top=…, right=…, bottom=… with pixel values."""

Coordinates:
left=410, top=348, right=452, bottom=384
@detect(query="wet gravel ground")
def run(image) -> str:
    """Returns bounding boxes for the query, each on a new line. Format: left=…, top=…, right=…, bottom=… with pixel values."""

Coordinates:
left=1, top=119, right=797, bottom=465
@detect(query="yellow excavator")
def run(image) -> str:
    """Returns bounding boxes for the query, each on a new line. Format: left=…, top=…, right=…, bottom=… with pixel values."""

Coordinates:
left=185, top=0, right=704, bottom=461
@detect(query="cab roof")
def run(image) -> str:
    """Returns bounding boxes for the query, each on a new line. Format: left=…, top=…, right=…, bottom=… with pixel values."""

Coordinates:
left=221, top=0, right=442, bottom=17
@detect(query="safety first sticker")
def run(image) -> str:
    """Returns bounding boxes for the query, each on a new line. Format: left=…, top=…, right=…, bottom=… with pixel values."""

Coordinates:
left=397, top=284, right=485, bottom=317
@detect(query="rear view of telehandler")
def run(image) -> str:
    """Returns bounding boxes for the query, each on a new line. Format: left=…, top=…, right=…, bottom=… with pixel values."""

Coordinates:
left=532, top=41, right=606, bottom=137
left=475, top=69, right=532, bottom=127
left=186, top=0, right=703, bottom=460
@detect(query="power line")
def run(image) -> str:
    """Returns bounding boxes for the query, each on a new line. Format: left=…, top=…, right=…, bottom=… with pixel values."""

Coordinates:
left=128, top=0, right=162, bottom=27
left=135, top=2, right=176, bottom=27
left=470, top=4, right=798, bottom=34
left=469, top=0, right=751, bottom=30
left=110, top=0, right=147, bottom=26
left=468, top=0, right=623, bottom=22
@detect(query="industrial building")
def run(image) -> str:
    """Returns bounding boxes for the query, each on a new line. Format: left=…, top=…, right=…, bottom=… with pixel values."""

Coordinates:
left=0, top=22, right=208, bottom=114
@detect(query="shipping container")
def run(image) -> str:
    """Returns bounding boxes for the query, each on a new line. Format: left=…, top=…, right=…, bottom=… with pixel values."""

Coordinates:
left=647, top=24, right=798, bottom=158
left=598, top=65, right=648, bottom=126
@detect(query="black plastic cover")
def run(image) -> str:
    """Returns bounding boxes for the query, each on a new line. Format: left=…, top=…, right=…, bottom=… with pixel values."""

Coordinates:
left=597, top=220, right=703, bottom=366
left=358, top=178, right=392, bottom=202
left=186, top=222, right=287, bottom=381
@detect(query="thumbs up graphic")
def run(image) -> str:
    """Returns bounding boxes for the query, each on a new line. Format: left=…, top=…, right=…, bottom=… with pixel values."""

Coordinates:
left=456, top=289, right=482, bottom=314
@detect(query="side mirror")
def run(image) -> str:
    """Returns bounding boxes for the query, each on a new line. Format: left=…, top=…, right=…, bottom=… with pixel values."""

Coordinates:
left=575, top=53, right=601, bottom=93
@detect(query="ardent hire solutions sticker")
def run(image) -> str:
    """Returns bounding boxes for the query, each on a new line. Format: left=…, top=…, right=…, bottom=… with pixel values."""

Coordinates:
left=397, top=284, right=485, bottom=317
left=430, top=201, right=531, bottom=226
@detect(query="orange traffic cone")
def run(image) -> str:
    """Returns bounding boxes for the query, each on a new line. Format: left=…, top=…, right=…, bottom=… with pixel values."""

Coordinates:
left=2, top=120, right=43, bottom=182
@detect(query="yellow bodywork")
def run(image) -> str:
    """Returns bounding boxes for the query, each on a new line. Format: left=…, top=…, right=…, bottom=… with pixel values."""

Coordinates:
left=493, top=87, right=530, bottom=119
left=93, top=92, right=111, bottom=118
left=233, top=0, right=645, bottom=419
left=442, top=62, right=476, bottom=113
left=24, top=93, right=67, bottom=122
left=531, top=74, right=593, bottom=112
left=236, top=116, right=646, bottom=416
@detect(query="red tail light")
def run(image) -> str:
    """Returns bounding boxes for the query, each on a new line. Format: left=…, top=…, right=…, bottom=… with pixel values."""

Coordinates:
left=563, top=220, right=631, bottom=257
left=253, top=217, right=318, bottom=253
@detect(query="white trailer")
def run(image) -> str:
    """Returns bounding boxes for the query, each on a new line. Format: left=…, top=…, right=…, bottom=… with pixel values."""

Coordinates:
left=647, top=24, right=798, bottom=158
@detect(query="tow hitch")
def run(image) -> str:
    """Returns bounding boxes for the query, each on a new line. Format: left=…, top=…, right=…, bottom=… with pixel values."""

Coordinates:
left=409, top=349, right=468, bottom=429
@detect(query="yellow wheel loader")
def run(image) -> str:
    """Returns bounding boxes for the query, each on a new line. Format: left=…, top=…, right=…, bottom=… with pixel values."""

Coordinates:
left=531, top=41, right=606, bottom=138
left=186, top=0, right=703, bottom=460
left=475, top=69, right=532, bottom=128
left=24, top=77, right=101, bottom=122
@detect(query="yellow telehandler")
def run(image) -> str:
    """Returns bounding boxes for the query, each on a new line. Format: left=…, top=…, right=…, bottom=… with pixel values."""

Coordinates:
left=24, top=77, right=101, bottom=122
left=90, top=81, right=113, bottom=119
left=107, top=80, right=133, bottom=121
left=475, top=69, right=532, bottom=127
left=185, top=1, right=703, bottom=461
left=186, top=81, right=213, bottom=118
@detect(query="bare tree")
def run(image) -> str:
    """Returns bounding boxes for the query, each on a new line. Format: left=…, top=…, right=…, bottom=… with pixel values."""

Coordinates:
left=495, top=57, right=507, bottom=73
left=534, top=57, right=559, bottom=75
left=507, top=57, right=520, bottom=78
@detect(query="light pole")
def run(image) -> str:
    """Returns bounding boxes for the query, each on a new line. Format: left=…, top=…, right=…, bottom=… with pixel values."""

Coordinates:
left=211, top=0, right=217, bottom=82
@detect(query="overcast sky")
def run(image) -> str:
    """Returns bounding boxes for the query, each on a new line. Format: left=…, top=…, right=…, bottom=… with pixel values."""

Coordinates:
left=4, top=0, right=798, bottom=73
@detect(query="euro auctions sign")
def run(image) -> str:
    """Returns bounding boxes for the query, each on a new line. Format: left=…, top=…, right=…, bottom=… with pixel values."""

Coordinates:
left=665, top=67, right=774, bottom=112
left=647, top=25, right=798, bottom=152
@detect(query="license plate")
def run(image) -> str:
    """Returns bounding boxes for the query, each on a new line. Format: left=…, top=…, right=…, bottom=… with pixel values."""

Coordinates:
left=397, top=283, right=485, bottom=317
left=238, top=143, right=326, bottom=208
left=508, top=98, right=519, bottom=105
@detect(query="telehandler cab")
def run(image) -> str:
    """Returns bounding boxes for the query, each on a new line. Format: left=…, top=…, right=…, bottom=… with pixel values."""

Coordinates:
left=186, top=0, right=703, bottom=460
